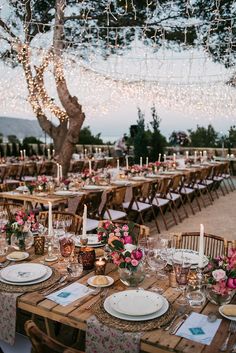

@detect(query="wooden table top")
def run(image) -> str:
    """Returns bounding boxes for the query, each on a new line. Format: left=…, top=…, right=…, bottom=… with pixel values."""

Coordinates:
left=0, top=191, right=68, bottom=205
left=11, top=254, right=234, bottom=353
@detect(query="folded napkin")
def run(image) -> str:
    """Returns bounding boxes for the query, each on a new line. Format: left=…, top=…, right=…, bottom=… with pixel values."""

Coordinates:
left=86, top=316, right=141, bottom=353
left=176, top=312, right=221, bottom=345
left=0, top=292, right=21, bottom=345
left=46, top=283, right=94, bottom=306
left=222, top=305, right=236, bottom=317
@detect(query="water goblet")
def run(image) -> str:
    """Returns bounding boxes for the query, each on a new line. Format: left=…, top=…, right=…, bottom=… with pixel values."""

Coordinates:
left=173, top=259, right=191, bottom=306
left=146, top=249, right=167, bottom=294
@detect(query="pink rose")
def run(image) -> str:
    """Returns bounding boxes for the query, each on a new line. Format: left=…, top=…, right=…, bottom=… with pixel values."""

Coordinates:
left=114, top=227, right=121, bottom=233
left=227, top=278, right=236, bottom=289
left=123, top=231, right=129, bottom=237
left=132, top=249, right=143, bottom=261
left=212, top=269, right=226, bottom=282
left=122, top=225, right=129, bottom=231
left=131, top=259, right=139, bottom=267
left=125, top=257, right=131, bottom=263
left=124, top=236, right=133, bottom=244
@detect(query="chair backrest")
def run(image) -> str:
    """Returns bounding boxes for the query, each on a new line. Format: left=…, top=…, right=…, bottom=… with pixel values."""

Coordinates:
left=24, top=320, right=83, bottom=353
left=77, top=191, right=103, bottom=219
left=38, top=211, right=82, bottom=234
left=175, top=232, right=228, bottom=258
left=107, top=187, right=127, bottom=208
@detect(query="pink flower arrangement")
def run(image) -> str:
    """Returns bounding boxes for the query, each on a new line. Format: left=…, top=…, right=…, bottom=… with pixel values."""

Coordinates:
left=206, top=249, right=236, bottom=295
left=5, top=210, right=38, bottom=243
left=97, top=221, right=143, bottom=271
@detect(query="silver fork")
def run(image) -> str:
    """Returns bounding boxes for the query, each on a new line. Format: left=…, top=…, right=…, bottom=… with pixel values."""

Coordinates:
left=220, top=321, right=236, bottom=352
left=85, top=288, right=109, bottom=310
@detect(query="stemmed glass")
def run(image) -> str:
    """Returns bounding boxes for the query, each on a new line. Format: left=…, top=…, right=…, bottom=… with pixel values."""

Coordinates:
left=59, top=234, right=75, bottom=266
left=146, top=249, right=167, bottom=294
left=173, top=258, right=191, bottom=305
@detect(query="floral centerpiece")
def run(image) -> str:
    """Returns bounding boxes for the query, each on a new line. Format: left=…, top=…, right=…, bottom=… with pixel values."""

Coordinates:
left=97, top=221, right=145, bottom=286
left=26, top=181, right=38, bottom=195
left=37, top=175, right=49, bottom=191
left=205, top=248, right=236, bottom=305
left=5, top=210, right=38, bottom=250
left=81, top=169, right=99, bottom=185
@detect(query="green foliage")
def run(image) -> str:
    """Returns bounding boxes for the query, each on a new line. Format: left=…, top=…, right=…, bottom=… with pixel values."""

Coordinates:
left=0, top=133, right=3, bottom=144
left=133, top=108, right=149, bottom=163
left=169, top=131, right=190, bottom=146
left=23, top=136, right=43, bottom=145
left=228, top=126, right=236, bottom=148
left=79, top=126, right=104, bottom=145
left=149, top=107, right=167, bottom=161
left=188, top=125, right=218, bottom=148
left=8, top=135, right=19, bottom=144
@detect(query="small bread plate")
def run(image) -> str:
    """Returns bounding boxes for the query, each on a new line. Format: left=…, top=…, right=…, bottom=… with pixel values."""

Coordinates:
left=219, top=305, right=236, bottom=321
left=6, top=252, right=29, bottom=262
left=87, top=276, right=114, bottom=288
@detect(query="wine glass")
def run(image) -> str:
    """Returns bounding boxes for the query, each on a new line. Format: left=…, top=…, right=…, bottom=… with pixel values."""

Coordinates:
left=173, top=258, right=191, bottom=305
left=59, top=234, right=75, bottom=265
left=146, top=249, right=167, bottom=294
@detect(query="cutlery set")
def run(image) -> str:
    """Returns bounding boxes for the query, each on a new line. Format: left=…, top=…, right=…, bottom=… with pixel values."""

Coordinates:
left=220, top=321, right=236, bottom=352
left=163, top=307, right=190, bottom=334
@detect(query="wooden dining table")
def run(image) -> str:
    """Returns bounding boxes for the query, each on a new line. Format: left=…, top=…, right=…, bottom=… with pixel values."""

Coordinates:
left=9, top=251, right=235, bottom=353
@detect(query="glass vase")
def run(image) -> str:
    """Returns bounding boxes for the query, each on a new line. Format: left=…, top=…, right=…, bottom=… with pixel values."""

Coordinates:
left=11, top=231, right=34, bottom=251
left=118, top=262, right=145, bottom=287
left=205, top=285, right=235, bottom=306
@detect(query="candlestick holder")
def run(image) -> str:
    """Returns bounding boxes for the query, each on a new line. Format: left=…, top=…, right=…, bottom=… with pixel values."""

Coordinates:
left=94, top=258, right=107, bottom=275
left=79, top=247, right=95, bottom=270
left=44, top=235, right=58, bottom=262
left=34, top=235, right=45, bottom=255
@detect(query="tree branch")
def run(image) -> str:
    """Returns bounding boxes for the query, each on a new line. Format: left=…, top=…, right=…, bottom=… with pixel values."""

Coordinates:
left=0, top=19, right=18, bottom=39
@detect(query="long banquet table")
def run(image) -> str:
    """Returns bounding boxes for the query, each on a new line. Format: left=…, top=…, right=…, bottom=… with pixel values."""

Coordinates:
left=11, top=253, right=235, bottom=353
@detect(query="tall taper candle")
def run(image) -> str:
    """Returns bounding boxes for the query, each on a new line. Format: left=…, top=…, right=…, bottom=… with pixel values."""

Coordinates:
left=82, top=204, right=87, bottom=239
left=140, top=157, right=143, bottom=168
left=126, top=156, right=129, bottom=170
left=146, top=157, right=149, bottom=166
left=117, top=159, right=119, bottom=170
left=48, top=201, right=53, bottom=237
left=88, top=159, right=92, bottom=174
left=198, top=224, right=204, bottom=268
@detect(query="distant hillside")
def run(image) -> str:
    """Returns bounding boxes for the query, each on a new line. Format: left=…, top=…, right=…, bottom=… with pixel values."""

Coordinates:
left=0, top=117, right=44, bottom=141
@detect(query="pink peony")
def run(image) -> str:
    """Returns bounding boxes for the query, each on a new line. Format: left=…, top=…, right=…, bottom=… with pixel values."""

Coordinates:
left=123, top=231, right=129, bottom=237
left=132, top=249, right=143, bottom=261
left=124, top=236, right=133, bottom=244
left=122, top=225, right=129, bottom=231
left=131, top=259, right=139, bottom=267
left=227, top=278, right=236, bottom=289
left=125, top=257, right=131, bottom=263
left=212, top=269, right=226, bottom=282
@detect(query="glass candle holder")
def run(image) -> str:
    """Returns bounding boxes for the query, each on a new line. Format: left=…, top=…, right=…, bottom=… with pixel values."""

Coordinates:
left=94, top=258, right=106, bottom=275
left=34, top=235, right=45, bottom=255
left=79, top=247, right=96, bottom=270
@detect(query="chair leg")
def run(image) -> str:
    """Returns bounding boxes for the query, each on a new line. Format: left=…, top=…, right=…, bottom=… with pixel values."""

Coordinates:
left=185, top=194, right=195, bottom=215
left=222, top=179, right=229, bottom=194
left=151, top=206, right=160, bottom=233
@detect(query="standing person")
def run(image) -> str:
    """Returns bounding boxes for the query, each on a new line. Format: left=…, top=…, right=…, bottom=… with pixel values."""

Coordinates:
left=114, top=134, right=128, bottom=157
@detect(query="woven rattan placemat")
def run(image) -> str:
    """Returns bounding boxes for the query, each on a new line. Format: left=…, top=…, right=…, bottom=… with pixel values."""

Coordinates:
left=0, top=267, right=61, bottom=293
left=93, top=300, right=176, bottom=332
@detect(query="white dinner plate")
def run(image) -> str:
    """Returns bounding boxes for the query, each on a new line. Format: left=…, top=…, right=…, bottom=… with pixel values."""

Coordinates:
left=0, top=266, right=52, bottom=286
left=146, top=174, right=158, bottom=178
left=0, top=263, right=47, bottom=283
left=111, top=181, right=131, bottom=186
left=54, top=190, right=76, bottom=196
left=219, top=306, right=236, bottom=321
left=131, top=177, right=147, bottom=181
left=74, top=234, right=102, bottom=247
left=110, top=290, right=164, bottom=316
left=104, top=293, right=169, bottom=321
left=82, top=185, right=101, bottom=190
left=6, top=252, right=29, bottom=262
left=87, top=276, right=114, bottom=288
left=172, top=249, right=208, bottom=269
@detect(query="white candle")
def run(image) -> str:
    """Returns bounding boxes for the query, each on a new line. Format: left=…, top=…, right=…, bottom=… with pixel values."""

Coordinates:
left=164, top=154, right=166, bottom=162
left=146, top=157, right=149, bottom=166
left=158, top=153, right=161, bottom=162
left=88, top=159, right=92, bottom=174
left=95, top=148, right=98, bottom=154
left=117, top=159, right=119, bottom=170
left=126, top=156, right=129, bottom=170
left=99, top=148, right=101, bottom=154
left=84, top=149, right=87, bottom=157
left=173, top=153, right=176, bottom=163
left=20, top=150, right=23, bottom=159
left=194, top=151, right=197, bottom=163
left=82, top=204, right=87, bottom=239
left=227, top=154, right=230, bottom=158
left=48, top=201, right=53, bottom=237
left=59, top=165, right=62, bottom=179
left=200, top=151, right=202, bottom=158
left=186, top=151, right=189, bottom=159
left=47, top=149, right=51, bottom=160
left=52, top=149, right=55, bottom=157
left=23, top=149, right=26, bottom=158
left=198, top=224, right=204, bottom=268
left=56, top=163, right=59, bottom=182
left=140, top=157, right=143, bottom=168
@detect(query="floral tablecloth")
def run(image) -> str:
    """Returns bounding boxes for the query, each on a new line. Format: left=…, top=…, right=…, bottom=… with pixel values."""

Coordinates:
left=86, top=315, right=141, bottom=353
left=0, top=291, right=21, bottom=344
